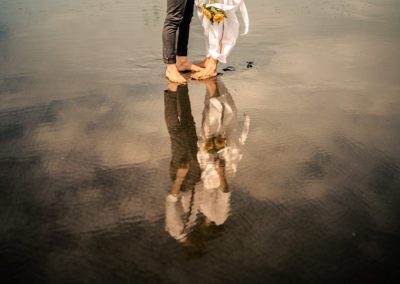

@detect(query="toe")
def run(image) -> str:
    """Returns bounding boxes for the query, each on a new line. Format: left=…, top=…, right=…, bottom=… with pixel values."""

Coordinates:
left=191, top=72, right=204, bottom=80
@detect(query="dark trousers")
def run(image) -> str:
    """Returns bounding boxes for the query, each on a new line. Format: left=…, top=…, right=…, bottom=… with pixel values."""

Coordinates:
left=162, top=0, right=194, bottom=64
left=164, top=86, right=200, bottom=191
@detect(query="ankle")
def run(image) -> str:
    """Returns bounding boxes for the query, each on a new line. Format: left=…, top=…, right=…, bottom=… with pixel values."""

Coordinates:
left=166, top=64, right=178, bottom=72
left=176, top=56, right=189, bottom=64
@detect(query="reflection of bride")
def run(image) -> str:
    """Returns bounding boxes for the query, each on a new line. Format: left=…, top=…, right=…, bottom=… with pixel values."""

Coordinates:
left=164, top=79, right=249, bottom=254
left=197, top=77, right=250, bottom=193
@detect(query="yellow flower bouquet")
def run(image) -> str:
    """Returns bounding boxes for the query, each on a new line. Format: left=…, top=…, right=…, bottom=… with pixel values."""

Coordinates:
left=201, top=2, right=226, bottom=24
left=203, top=136, right=226, bottom=153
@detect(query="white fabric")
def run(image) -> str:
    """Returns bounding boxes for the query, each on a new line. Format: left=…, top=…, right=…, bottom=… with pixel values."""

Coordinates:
left=197, top=80, right=250, bottom=188
left=200, top=188, right=231, bottom=225
left=195, top=0, right=249, bottom=63
left=165, top=184, right=231, bottom=240
left=165, top=190, right=200, bottom=242
left=203, top=163, right=221, bottom=189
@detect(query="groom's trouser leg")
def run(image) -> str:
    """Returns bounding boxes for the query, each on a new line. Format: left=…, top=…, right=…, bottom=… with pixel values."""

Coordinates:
left=176, top=0, right=194, bottom=57
left=162, top=0, right=194, bottom=64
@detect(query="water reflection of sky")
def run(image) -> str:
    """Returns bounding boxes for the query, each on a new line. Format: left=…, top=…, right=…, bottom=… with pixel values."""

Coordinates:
left=1, top=0, right=400, bottom=283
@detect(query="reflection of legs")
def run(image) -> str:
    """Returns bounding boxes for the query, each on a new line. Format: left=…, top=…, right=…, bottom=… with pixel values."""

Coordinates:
left=216, top=159, right=229, bottom=192
left=164, top=84, right=195, bottom=131
left=205, top=77, right=218, bottom=97
left=164, top=87, right=181, bottom=131
left=165, top=86, right=189, bottom=194
left=175, top=86, right=201, bottom=192
left=164, top=85, right=199, bottom=194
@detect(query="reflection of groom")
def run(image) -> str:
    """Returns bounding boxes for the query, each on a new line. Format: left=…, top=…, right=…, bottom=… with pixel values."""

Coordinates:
left=162, top=0, right=202, bottom=84
left=164, top=83, right=201, bottom=195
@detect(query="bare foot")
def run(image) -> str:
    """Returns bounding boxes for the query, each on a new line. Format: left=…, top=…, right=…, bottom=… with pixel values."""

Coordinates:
left=166, top=64, right=186, bottom=84
left=195, top=57, right=210, bottom=68
left=176, top=56, right=204, bottom=72
left=191, top=58, right=218, bottom=80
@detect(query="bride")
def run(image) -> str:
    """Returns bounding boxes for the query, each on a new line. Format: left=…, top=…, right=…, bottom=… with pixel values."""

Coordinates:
left=192, top=0, right=249, bottom=80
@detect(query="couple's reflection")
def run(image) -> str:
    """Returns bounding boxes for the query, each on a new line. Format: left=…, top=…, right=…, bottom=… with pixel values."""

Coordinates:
left=164, top=78, right=250, bottom=256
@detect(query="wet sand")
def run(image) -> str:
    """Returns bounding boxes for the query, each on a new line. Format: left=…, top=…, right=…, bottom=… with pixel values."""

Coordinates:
left=1, top=0, right=400, bottom=283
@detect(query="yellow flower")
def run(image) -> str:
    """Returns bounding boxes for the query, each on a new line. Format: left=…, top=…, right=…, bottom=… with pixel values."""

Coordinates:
left=215, top=137, right=225, bottom=149
left=204, top=139, right=214, bottom=152
left=213, top=13, right=225, bottom=23
left=203, top=9, right=212, bottom=20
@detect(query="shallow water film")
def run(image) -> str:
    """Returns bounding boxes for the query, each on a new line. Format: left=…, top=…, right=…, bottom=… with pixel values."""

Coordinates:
left=1, top=0, right=400, bottom=283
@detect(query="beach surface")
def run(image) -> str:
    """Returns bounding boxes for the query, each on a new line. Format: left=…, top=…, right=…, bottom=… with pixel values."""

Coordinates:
left=1, top=0, right=400, bottom=282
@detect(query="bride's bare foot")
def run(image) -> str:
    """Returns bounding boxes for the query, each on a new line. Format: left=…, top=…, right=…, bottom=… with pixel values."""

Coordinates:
left=176, top=56, right=203, bottom=72
left=191, top=58, right=218, bottom=80
left=166, top=64, right=186, bottom=84
left=196, top=57, right=210, bottom=68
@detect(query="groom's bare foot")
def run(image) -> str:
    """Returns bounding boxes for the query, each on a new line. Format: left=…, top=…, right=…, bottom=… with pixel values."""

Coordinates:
left=166, top=64, right=186, bottom=84
left=191, top=58, right=218, bottom=80
left=176, top=56, right=203, bottom=72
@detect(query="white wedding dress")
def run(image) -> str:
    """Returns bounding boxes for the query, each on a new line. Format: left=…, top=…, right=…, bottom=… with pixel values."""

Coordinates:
left=195, top=0, right=249, bottom=63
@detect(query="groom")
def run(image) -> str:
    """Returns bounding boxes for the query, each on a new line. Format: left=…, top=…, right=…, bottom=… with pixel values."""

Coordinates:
left=162, top=0, right=202, bottom=84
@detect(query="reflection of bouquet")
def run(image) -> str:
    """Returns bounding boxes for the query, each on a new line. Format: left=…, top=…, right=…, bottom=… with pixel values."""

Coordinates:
left=204, top=136, right=226, bottom=153
left=201, top=2, right=226, bottom=24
